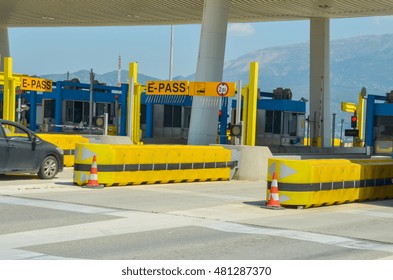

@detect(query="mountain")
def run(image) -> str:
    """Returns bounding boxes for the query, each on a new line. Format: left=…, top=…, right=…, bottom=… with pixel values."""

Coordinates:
left=224, top=34, right=393, bottom=103
left=221, top=34, right=393, bottom=132
left=41, top=70, right=157, bottom=86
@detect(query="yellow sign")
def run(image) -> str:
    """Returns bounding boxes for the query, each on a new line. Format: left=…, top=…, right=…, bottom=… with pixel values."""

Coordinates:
left=189, top=81, right=235, bottom=97
left=341, top=102, right=357, bottom=113
left=146, top=80, right=189, bottom=95
left=20, top=77, right=52, bottom=92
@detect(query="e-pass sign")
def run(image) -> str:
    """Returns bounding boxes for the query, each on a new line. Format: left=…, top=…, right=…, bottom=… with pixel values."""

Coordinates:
left=20, top=77, right=52, bottom=92
left=146, top=80, right=189, bottom=95
left=189, top=81, right=235, bottom=97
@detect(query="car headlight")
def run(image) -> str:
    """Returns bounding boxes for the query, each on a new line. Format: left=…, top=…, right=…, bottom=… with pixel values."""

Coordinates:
left=56, top=147, right=64, bottom=155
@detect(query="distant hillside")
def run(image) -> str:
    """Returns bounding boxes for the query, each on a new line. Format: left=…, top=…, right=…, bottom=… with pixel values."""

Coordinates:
left=224, top=34, right=393, bottom=102
left=41, top=70, right=157, bottom=86
left=221, top=34, right=393, bottom=132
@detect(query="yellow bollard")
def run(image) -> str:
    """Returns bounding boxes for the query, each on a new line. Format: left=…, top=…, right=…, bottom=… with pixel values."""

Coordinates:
left=128, top=62, right=143, bottom=144
left=246, top=62, right=259, bottom=146
left=3, top=57, right=12, bottom=121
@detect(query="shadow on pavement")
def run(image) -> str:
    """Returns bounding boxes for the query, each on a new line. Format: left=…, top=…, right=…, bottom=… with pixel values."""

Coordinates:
left=243, top=200, right=266, bottom=207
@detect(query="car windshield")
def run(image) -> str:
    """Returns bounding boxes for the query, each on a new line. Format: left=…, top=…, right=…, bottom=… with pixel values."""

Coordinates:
left=2, top=123, right=31, bottom=141
left=2, top=125, right=12, bottom=134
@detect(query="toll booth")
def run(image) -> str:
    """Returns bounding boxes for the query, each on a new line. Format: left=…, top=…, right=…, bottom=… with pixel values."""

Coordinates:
left=2, top=80, right=306, bottom=147
left=0, top=80, right=129, bottom=135
left=231, top=88, right=307, bottom=147
left=140, top=93, right=193, bottom=143
left=365, top=92, right=393, bottom=155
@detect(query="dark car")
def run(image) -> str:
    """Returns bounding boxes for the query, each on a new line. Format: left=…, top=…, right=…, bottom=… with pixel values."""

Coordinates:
left=0, top=119, right=64, bottom=179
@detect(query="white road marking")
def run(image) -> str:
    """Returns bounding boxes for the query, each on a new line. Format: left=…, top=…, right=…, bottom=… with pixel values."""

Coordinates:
left=0, top=196, right=119, bottom=214
left=1, top=196, right=393, bottom=259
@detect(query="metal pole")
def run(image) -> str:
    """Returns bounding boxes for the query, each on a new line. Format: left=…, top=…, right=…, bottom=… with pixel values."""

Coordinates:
left=313, top=111, right=317, bottom=146
left=128, top=77, right=134, bottom=139
left=235, top=80, right=242, bottom=145
left=169, top=25, right=174, bottom=81
left=332, top=113, right=336, bottom=153
left=306, top=115, right=309, bottom=147
left=236, top=80, right=242, bottom=124
left=114, top=95, right=119, bottom=135
left=104, top=113, right=108, bottom=136
left=89, top=69, right=94, bottom=134
left=340, top=119, right=344, bottom=147
left=17, top=94, right=22, bottom=123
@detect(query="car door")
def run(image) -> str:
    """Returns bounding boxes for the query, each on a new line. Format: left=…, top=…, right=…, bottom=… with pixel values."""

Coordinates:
left=2, top=121, right=38, bottom=171
left=0, top=122, right=9, bottom=171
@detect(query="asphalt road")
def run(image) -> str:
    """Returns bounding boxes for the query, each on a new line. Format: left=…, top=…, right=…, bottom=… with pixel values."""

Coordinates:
left=1, top=167, right=393, bottom=260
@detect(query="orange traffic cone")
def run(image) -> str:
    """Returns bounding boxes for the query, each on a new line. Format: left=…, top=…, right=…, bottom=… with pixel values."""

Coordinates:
left=83, top=155, right=104, bottom=189
left=265, top=172, right=284, bottom=209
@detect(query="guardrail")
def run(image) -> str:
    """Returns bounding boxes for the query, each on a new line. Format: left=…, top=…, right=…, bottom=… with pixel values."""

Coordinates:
left=73, top=143, right=236, bottom=187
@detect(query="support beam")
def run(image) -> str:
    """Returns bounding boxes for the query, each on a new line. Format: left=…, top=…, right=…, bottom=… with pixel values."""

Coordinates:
left=30, top=91, right=37, bottom=131
left=246, top=62, right=259, bottom=146
left=3, top=57, right=16, bottom=122
left=55, top=81, right=63, bottom=132
left=188, top=0, right=229, bottom=145
left=310, top=18, right=331, bottom=147
left=0, top=26, right=10, bottom=71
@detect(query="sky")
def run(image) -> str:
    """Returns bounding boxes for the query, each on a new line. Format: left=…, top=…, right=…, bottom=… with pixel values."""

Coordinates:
left=8, top=15, right=393, bottom=79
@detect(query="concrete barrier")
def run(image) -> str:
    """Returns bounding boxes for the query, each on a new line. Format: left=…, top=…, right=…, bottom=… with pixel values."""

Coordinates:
left=74, top=143, right=236, bottom=187
left=268, top=158, right=393, bottom=208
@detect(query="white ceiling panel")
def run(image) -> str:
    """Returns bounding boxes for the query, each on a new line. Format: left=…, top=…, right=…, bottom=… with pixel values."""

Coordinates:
left=1, top=0, right=393, bottom=27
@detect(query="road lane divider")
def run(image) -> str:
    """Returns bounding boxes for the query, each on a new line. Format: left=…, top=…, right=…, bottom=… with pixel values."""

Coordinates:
left=73, top=143, right=237, bottom=186
left=267, top=158, right=393, bottom=208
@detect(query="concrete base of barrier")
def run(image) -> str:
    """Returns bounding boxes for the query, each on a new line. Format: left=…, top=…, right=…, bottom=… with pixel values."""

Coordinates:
left=83, top=135, right=133, bottom=144
left=217, top=145, right=273, bottom=181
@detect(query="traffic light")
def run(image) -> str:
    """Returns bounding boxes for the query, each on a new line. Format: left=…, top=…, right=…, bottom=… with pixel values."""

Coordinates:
left=229, top=124, right=242, bottom=137
left=351, top=115, right=357, bottom=128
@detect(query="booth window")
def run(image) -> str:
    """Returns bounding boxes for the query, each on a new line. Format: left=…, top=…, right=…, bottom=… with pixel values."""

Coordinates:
left=265, top=110, right=282, bottom=134
left=140, top=104, right=146, bottom=125
left=283, top=112, right=298, bottom=136
left=65, top=101, right=90, bottom=123
left=273, top=111, right=281, bottom=134
left=43, top=99, right=55, bottom=119
left=375, top=116, right=393, bottom=140
left=265, top=110, right=273, bottom=133
left=164, top=105, right=182, bottom=127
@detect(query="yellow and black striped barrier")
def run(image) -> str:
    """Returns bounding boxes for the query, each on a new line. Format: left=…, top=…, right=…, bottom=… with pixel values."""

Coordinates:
left=39, top=134, right=89, bottom=167
left=73, top=143, right=236, bottom=186
left=268, top=158, right=393, bottom=208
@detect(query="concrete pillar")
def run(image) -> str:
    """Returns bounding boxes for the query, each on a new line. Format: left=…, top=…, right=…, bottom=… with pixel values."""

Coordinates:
left=310, top=18, right=331, bottom=147
left=188, top=0, right=229, bottom=145
left=0, top=26, right=10, bottom=71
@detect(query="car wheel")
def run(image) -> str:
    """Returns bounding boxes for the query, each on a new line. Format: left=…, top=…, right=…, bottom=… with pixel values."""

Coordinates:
left=38, top=156, right=58, bottom=179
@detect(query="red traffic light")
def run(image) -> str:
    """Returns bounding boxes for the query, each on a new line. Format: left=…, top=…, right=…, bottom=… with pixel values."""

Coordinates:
left=351, top=115, right=357, bottom=128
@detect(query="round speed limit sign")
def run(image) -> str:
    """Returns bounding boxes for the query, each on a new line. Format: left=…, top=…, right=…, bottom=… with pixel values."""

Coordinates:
left=216, top=82, right=229, bottom=96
